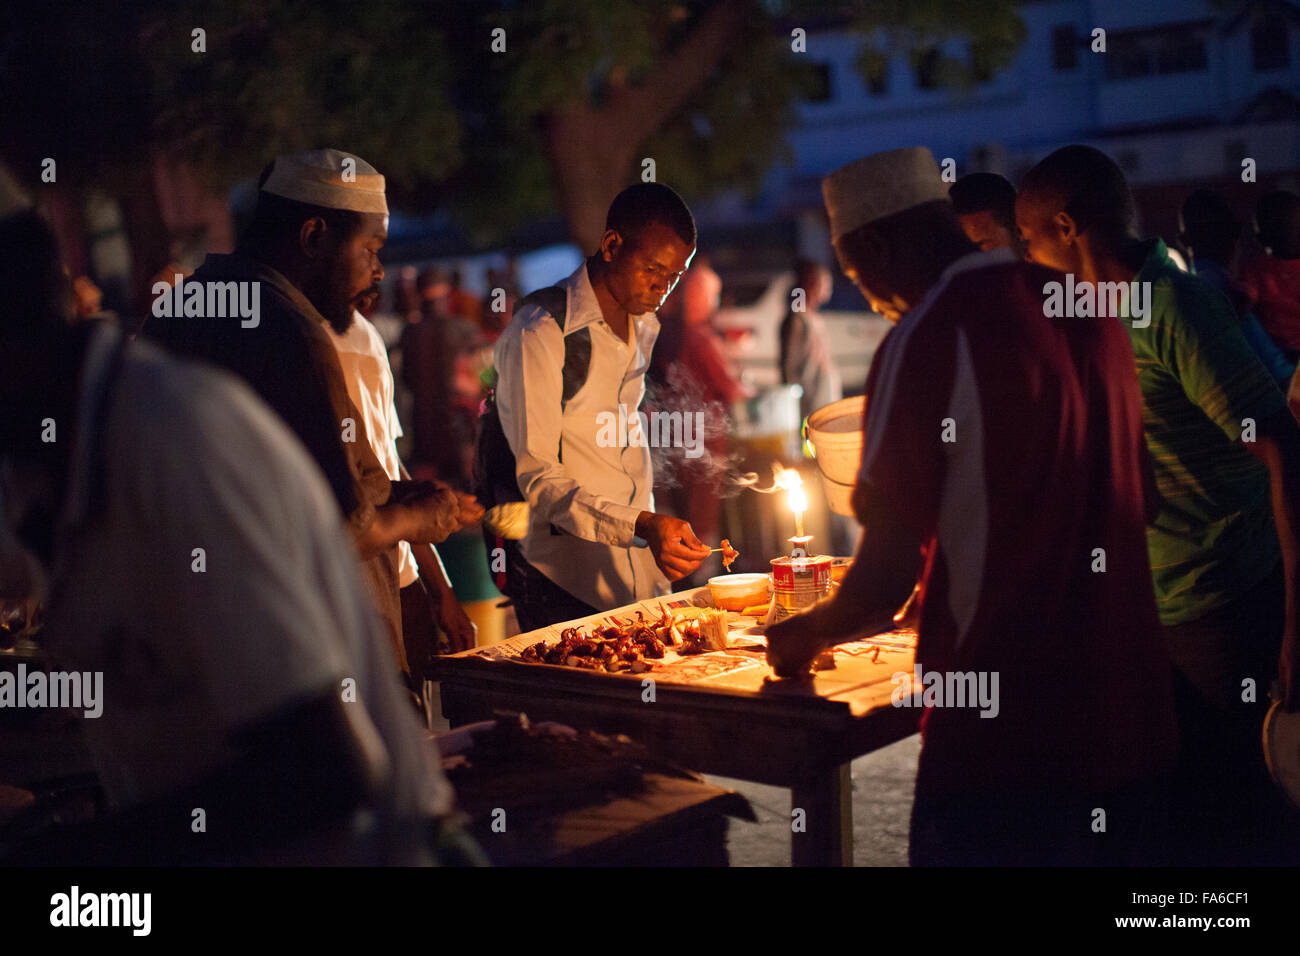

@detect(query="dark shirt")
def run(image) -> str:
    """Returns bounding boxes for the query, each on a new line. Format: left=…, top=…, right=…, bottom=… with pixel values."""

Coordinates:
left=144, top=253, right=406, bottom=671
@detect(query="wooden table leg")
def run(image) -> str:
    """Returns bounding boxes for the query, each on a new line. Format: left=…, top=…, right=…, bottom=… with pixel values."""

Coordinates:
left=791, top=763, right=853, bottom=866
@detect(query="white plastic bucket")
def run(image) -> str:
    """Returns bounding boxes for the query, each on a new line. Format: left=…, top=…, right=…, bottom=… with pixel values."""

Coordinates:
left=805, top=396, right=866, bottom=517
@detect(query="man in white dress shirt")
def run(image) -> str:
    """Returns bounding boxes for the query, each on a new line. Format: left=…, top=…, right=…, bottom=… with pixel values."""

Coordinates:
left=493, top=184, right=711, bottom=630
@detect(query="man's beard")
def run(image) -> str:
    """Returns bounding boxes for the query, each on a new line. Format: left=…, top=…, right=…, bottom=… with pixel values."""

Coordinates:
left=326, top=307, right=354, bottom=336
left=329, top=285, right=380, bottom=334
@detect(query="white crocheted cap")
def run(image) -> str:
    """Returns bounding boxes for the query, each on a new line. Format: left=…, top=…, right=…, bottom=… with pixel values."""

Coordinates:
left=822, top=147, right=949, bottom=241
left=261, top=148, right=387, bottom=214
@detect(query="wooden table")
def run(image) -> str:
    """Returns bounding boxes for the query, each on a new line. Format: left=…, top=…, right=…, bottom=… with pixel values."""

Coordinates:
left=459, top=772, right=753, bottom=866
left=432, top=625, right=921, bottom=866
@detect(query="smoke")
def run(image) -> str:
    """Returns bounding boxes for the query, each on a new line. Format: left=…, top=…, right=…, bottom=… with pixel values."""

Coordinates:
left=642, top=375, right=745, bottom=496
left=734, top=462, right=800, bottom=495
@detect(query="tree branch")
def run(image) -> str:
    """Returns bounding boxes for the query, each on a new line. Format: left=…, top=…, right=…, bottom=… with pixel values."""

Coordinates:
left=609, top=0, right=757, bottom=142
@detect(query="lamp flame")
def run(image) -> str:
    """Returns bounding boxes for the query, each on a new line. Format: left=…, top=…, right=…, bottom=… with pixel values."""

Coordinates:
left=785, top=472, right=807, bottom=539
left=787, top=482, right=807, bottom=515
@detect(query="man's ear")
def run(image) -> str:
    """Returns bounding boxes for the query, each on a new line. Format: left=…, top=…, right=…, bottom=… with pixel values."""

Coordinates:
left=1052, top=210, right=1079, bottom=244
left=299, top=217, right=330, bottom=260
left=599, top=229, right=623, bottom=263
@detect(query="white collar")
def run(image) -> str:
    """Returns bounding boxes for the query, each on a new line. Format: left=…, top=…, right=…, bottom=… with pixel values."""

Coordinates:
left=563, top=262, right=661, bottom=339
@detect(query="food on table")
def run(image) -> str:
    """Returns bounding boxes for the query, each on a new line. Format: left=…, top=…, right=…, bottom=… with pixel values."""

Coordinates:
left=517, top=610, right=676, bottom=673
left=675, top=608, right=730, bottom=654
left=514, top=606, right=736, bottom=670
left=739, top=602, right=771, bottom=617
left=707, top=572, right=770, bottom=612
left=720, top=538, right=740, bottom=571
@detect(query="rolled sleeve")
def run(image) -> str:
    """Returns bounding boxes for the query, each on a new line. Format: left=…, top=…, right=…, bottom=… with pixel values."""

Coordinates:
left=496, top=315, right=640, bottom=548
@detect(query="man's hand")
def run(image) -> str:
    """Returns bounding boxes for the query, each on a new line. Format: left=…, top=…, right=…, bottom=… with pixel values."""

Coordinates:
left=766, top=594, right=893, bottom=679
left=448, top=488, right=484, bottom=530
left=636, top=512, right=710, bottom=581
left=432, top=581, right=477, bottom=653
left=397, top=483, right=483, bottom=545
left=401, top=485, right=462, bottom=545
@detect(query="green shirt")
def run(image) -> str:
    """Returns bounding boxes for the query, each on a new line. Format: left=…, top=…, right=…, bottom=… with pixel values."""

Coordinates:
left=1128, top=238, right=1285, bottom=624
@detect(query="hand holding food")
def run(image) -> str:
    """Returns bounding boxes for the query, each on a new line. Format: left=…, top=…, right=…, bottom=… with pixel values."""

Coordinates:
left=403, top=483, right=463, bottom=544
left=637, top=513, right=710, bottom=581
left=765, top=590, right=869, bottom=677
left=450, top=488, right=485, bottom=529
left=765, top=610, right=831, bottom=679
left=396, top=481, right=484, bottom=544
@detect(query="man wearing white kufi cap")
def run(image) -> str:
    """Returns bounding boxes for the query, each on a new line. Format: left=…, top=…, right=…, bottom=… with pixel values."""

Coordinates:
left=767, top=147, right=1178, bottom=865
left=147, top=149, right=482, bottom=688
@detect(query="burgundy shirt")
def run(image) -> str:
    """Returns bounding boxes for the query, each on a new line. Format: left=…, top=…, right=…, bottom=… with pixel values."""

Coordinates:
left=856, top=248, right=1177, bottom=795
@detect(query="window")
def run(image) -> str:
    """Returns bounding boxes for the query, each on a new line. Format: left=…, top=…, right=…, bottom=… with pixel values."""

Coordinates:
left=1156, top=32, right=1209, bottom=73
left=1224, top=139, right=1247, bottom=174
left=1252, top=15, right=1290, bottom=71
left=971, top=41, right=997, bottom=83
left=1104, top=25, right=1209, bottom=80
left=914, top=47, right=942, bottom=90
left=1053, top=25, right=1078, bottom=70
left=861, top=48, right=889, bottom=95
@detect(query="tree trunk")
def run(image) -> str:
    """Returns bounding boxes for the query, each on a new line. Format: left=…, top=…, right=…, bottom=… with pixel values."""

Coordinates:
left=545, top=109, right=638, bottom=251
left=542, top=0, right=756, bottom=250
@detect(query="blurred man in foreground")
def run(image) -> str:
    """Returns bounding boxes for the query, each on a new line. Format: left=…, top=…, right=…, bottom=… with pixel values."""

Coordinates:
left=767, top=147, right=1177, bottom=865
left=0, top=184, right=466, bottom=865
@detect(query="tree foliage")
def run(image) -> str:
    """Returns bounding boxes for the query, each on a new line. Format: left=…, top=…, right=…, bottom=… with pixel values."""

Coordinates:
left=1, top=0, right=1029, bottom=250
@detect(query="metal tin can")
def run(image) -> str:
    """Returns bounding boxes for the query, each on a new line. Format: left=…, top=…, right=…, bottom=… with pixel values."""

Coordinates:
left=766, top=554, right=832, bottom=625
